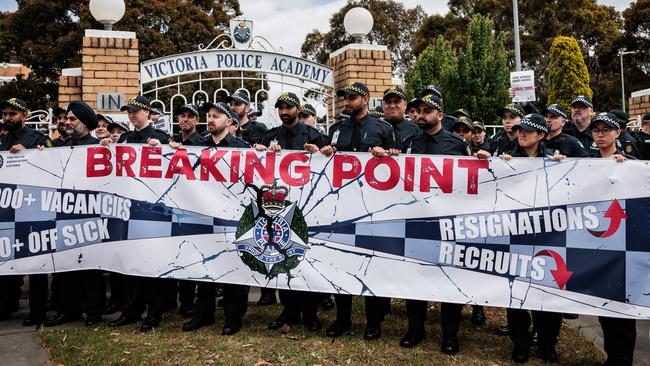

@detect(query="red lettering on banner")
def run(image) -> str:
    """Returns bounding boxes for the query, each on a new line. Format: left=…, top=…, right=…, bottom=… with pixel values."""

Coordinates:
left=458, top=159, right=489, bottom=195
left=199, top=149, right=227, bottom=182
left=404, top=156, right=415, bottom=192
left=420, top=157, right=453, bottom=193
left=333, top=154, right=362, bottom=187
left=86, top=147, right=113, bottom=177
left=230, top=150, right=241, bottom=182
left=165, top=148, right=196, bottom=180
left=364, top=156, right=400, bottom=191
left=115, top=146, right=136, bottom=177
left=244, top=151, right=275, bottom=184
left=140, top=146, right=162, bottom=178
left=279, top=153, right=310, bottom=186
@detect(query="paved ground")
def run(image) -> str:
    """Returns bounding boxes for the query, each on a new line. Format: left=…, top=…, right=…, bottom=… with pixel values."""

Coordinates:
left=2, top=285, right=649, bottom=365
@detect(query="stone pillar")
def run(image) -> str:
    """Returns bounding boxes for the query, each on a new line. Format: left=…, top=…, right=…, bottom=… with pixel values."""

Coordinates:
left=57, top=68, right=82, bottom=108
left=327, top=44, right=393, bottom=118
left=628, top=89, right=650, bottom=123
left=58, top=29, right=139, bottom=111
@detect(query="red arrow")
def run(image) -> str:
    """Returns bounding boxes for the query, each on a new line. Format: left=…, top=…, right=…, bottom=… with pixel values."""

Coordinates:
left=587, top=199, right=627, bottom=238
left=534, top=249, right=573, bottom=290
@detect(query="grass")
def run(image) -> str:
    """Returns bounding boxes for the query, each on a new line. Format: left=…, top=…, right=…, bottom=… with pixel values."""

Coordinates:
left=40, top=299, right=605, bottom=365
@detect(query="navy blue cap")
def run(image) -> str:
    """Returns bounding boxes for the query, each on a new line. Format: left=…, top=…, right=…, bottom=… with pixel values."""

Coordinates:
left=175, top=104, right=199, bottom=117
left=275, top=92, right=301, bottom=108
left=202, top=102, right=240, bottom=124
left=499, top=103, right=525, bottom=118
left=589, top=112, right=620, bottom=130
left=416, top=95, right=444, bottom=112
left=0, top=98, right=30, bottom=113
left=225, top=91, right=250, bottom=105
left=299, top=103, right=316, bottom=116
left=107, top=121, right=129, bottom=132
left=336, top=82, right=369, bottom=98
left=571, top=95, right=593, bottom=109
left=368, top=106, right=384, bottom=118
left=512, top=113, right=549, bottom=133
left=121, top=96, right=152, bottom=112
left=542, top=104, right=568, bottom=119
left=421, top=85, right=442, bottom=99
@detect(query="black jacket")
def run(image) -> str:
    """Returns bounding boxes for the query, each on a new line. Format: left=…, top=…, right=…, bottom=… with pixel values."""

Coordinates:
left=328, top=114, right=395, bottom=152
left=0, top=126, right=52, bottom=151
left=410, top=128, right=471, bottom=156
left=261, top=122, right=326, bottom=150
left=545, top=133, right=589, bottom=157
left=118, top=123, right=169, bottom=144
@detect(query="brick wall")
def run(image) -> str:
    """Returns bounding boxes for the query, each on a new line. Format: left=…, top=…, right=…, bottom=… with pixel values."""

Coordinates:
left=80, top=33, right=140, bottom=109
left=58, top=75, right=82, bottom=107
left=327, top=45, right=393, bottom=118
left=628, top=93, right=650, bottom=120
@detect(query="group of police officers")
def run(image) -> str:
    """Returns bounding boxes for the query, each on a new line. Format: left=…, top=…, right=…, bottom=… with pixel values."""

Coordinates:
left=0, top=79, right=648, bottom=365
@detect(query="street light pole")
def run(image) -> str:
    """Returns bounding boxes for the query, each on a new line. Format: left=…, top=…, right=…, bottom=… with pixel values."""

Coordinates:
left=619, top=50, right=635, bottom=113
left=513, top=0, right=521, bottom=71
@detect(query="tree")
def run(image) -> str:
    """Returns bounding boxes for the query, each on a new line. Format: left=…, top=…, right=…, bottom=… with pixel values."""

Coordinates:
left=404, top=36, right=457, bottom=101
left=547, top=36, right=592, bottom=111
left=451, top=14, right=509, bottom=123
left=0, top=0, right=241, bottom=109
left=301, top=0, right=426, bottom=77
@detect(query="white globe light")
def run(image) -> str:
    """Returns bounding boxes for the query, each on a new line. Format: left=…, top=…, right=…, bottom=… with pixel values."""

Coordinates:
left=89, top=0, right=126, bottom=31
left=343, top=7, right=373, bottom=43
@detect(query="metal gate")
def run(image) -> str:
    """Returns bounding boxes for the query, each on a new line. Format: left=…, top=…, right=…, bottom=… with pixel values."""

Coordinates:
left=139, top=18, right=334, bottom=134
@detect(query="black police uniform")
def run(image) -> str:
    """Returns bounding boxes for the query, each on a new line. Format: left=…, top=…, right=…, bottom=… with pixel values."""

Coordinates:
left=260, top=121, right=327, bottom=330
left=0, top=126, right=52, bottom=323
left=636, top=131, right=650, bottom=160
left=487, top=130, right=517, bottom=156
left=110, top=123, right=171, bottom=329
left=387, top=118, right=420, bottom=152
left=171, top=130, right=206, bottom=315
left=189, top=133, right=252, bottom=334
left=617, top=129, right=641, bottom=158
left=563, top=123, right=597, bottom=154
left=403, top=128, right=471, bottom=351
left=469, top=140, right=490, bottom=154
left=325, top=113, right=395, bottom=337
left=591, top=148, right=637, bottom=366
left=441, top=115, right=457, bottom=132
left=545, top=133, right=589, bottom=157
left=48, top=134, right=107, bottom=325
left=239, top=120, right=268, bottom=145
left=52, top=137, right=69, bottom=147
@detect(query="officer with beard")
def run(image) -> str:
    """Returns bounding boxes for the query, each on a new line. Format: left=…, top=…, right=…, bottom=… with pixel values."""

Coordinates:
left=52, top=107, right=70, bottom=146
left=101, top=96, right=171, bottom=332
left=399, top=95, right=472, bottom=353
left=421, top=85, right=455, bottom=131
left=564, top=95, right=596, bottom=152
left=319, top=82, right=395, bottom=340
left=227, top=91, right=267, bottom=145
left=44, top=101, right=106, bottom=327
left=0, top=98, right=52, bottom=325
left=254, top=92, right=326, bottom=332
left=177, top=102, right=250, bottom=335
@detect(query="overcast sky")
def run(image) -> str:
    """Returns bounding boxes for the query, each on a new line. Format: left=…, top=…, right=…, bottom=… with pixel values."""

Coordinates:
left=0, top=0, right=635, bottom=57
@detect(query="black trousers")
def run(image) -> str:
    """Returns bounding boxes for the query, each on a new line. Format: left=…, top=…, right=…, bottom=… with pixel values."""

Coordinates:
left=599, top=316, right=636, bottom=366
left=178, top=280, right=197, bottom=308
left=507, top=309, right=562, bottom=350
left=0, top=275, right=22, bottom=316
left=28, top=274, right=48, bottom=320
left=222, top=284, right=249, bottom=327
left=108, top=272, right=124, bottom=310
left=193, top=282, right=216, bottom=321
left=405, top=300, right=462, bottom=336
left=277, top=289, right=320, bottom=324
left=121, top=276, right=170, bottom=320
left=56, top=270, right=106, bottom=318
left=334, top=294, right=390, bottom=325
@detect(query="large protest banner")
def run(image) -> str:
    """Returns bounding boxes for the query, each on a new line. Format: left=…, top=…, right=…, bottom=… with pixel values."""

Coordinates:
left=0, top=145, right=648, bottom=319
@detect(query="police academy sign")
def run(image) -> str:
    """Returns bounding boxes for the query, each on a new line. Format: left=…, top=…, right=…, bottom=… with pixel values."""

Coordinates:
left=141, top=50, right=333, bottom=87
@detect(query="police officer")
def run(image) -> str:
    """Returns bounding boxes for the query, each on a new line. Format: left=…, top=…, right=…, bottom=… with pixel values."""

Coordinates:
left=227, top=91, right=267, bottom=145
left=248, top=108, right=262, bottom=122
left=44, top=101, right=106, bottom=327
left=564, top=95, right=596, bottom=152
left=0, top=98, right=52, bottom=325
left=172, top=103, right=203, bottom=146
left=610, top=110, right=641, bottom=158
left=368, top=105, right=384, bottom=119
left=320, top=82, right=395, bottom=340
left=421, top=84, right=455, bottom=131
left=542, top=104, right=589, bottom=157
left=452, top=108, right=471, bottom=119
left=298, top=103, right=318, bottom=127
left=399, top=95, right=473, bottom=353
left=451, top=116, right=472, bottom=143
left=381, top=87, right=420, bottom=152
left=254, top=92, right=327, bottom=332
left=95, top=114, right=113, bottom=141
left=107, top=121, right=129, bottom=144
left=101, top=96, right=171, bottom=332
left=406, top=98, right=419, bottom=121
left=52, top=106, right=69, bottom=146
left=637, top=112, right=650, bottom=160
left=178, top=102, right=251, bottom=335
left=469, top=118, right=490, bottom=153
left=589, top=112, right=637, bottom=365
left=498, top=114, right=565, bottom=363
left=488, top=103, right=525, bottom=156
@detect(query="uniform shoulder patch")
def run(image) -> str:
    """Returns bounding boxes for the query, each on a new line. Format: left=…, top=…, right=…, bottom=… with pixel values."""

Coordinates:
left=625, top=144, right=633, bottom=153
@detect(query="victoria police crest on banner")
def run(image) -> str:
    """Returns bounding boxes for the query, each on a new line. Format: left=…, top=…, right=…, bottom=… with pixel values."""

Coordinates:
left=234, top=181, right=309, bottom=278
left=230, top=18, right=253, bottom=49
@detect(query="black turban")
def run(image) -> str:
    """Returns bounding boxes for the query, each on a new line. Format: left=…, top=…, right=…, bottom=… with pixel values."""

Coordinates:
left=67, top=100, right=98, bottom=130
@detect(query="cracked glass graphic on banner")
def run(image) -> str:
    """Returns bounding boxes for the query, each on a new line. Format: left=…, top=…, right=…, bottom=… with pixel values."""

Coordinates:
left=0, top=145, right=649, bottom=319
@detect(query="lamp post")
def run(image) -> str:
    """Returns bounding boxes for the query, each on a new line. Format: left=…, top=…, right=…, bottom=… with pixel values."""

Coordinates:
left=512, top=0, right=521, bottom=71
left=343, top=7, right=373, bottom=43
left=619, top=50, right=635, bottom=113
left=89, top=0, right=126, bottom=31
